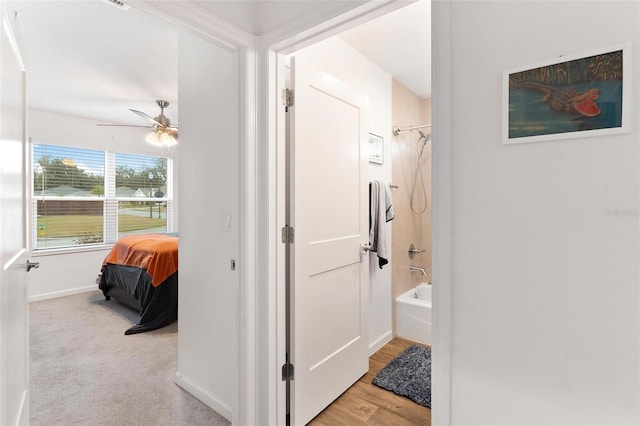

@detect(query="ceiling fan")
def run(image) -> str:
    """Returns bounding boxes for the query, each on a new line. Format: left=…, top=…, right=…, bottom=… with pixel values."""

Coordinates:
left=98, top=100, right=178, bottom=147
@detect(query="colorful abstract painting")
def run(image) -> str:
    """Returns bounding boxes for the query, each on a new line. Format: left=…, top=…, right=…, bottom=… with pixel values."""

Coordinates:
left=504, top=45, right=629, bottom=144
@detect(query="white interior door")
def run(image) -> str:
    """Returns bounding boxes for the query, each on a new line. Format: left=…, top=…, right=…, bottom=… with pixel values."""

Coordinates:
left=0, top=8, right=30, bottom=426
left=290, top=57, right=369, bottom=425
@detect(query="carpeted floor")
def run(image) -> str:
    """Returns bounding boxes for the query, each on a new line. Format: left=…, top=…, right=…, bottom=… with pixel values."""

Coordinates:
left=30, top=290, right=230, bottom=426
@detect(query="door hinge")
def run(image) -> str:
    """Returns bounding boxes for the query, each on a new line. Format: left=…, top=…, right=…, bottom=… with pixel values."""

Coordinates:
left=282, top=362, right=294, bottom=381
left=282, top=88, right=294, bottom=108
left=281, top=225, right=294, bottom=244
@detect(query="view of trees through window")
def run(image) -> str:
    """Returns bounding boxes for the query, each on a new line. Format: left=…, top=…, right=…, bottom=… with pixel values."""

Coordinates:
left=33, top=145, right=104, bottom=196
left=33, top=144, right=172, bottom=250
left=115, top=153, right=168, bottom=238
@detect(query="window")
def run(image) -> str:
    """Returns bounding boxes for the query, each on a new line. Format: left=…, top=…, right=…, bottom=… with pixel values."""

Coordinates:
left=32, top=144, right=173, bottom=250
left=33, top=145, right=105, bottom=249
left=114, top=153, right=169, bottom=238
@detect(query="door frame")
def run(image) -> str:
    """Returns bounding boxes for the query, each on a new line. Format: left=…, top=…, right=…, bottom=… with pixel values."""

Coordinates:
left=266, top=1, right=453, bottom=424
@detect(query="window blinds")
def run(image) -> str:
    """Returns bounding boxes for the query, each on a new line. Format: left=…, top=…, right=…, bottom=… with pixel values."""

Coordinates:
left=33, top=144, right=173, bottom=250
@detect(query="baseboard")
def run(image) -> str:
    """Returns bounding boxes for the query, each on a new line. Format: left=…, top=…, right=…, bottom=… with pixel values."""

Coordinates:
left=369, top=330, right=393, bottom=356
left=175, top=372, right=232, bottom=422
left=29, top=285, right=96, bottom=302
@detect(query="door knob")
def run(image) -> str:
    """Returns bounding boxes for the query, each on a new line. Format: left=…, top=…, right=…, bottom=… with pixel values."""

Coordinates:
left=360, top=243, right=371, bottom=259
left=26, top=260, right=40, bottom=272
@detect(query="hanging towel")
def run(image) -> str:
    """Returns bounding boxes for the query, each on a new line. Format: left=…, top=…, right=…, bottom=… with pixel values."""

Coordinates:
left=369, top=180, right=395, bottom=269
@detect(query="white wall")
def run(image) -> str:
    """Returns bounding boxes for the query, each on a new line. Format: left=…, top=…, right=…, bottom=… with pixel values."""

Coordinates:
left=437, top=1, right=640, bottom=424
left=293, top=36, right=393, bottom=354
left=28, top=109, right=179, bottom=300
left=175, top=32, right=239, bottom=422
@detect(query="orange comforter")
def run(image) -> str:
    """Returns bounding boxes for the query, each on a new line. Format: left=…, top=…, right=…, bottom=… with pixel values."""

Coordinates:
left=102, top=234, right=178, bottom=287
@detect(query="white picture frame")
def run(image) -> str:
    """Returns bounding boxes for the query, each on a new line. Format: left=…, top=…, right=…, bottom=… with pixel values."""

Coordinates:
left=503, top=43, right=631, bottom=145
left=369, top=133, right=384, bottom=164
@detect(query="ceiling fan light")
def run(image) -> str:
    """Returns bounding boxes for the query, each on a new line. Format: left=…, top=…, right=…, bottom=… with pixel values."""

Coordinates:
left=160, top=131, right=178, bottom=147
left=145, top=131, right=162, bottom=146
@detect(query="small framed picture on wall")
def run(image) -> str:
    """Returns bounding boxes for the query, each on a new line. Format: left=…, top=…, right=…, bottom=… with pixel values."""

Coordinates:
left=369, top=133, right=384, bottom=164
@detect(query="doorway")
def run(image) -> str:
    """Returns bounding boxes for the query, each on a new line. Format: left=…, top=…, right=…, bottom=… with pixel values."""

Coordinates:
left=277, top=1, right=435, bottom=423
left=5, top=1, right=234, bottom=423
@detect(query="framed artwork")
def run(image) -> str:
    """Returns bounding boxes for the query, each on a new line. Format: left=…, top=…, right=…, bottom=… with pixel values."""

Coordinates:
left=369, top=133, right=384, bottom=164
left=503, top=44, right=630, bottom=144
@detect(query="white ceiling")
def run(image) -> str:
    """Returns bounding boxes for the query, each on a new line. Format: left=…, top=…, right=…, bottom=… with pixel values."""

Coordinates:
left=7, top=0, right=431, bottom=126
left=9, top=0, right=179, bottom=126
left=193, top=0, right=369, bottom=37
left=340, top=0, right=431, bottom=98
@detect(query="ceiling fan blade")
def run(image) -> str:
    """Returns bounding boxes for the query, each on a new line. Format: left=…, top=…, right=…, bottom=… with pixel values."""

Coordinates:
left=130, top=109, right=163, bottom=127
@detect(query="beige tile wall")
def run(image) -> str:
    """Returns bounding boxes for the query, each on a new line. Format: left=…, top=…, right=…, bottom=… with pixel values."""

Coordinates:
left=391, top=78, right=432, bottom=334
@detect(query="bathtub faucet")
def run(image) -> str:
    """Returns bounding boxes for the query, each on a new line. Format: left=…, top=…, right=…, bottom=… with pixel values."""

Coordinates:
left=410, top=266, right=428, bottom=276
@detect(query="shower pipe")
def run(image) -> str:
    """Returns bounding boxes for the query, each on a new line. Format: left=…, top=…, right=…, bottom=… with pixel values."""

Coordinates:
left=393, top=123, right=432, bottom=136
left=411, top=131, right=430, bottom=215
left=392, top=123, right=432, bottom=214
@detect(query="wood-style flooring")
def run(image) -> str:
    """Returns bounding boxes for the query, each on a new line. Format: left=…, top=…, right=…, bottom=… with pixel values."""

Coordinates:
left=309, top=337, right=431, bottom=425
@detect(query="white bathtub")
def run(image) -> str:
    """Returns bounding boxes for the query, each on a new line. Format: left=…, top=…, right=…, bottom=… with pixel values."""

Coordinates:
left=396, top=283, right=432, bottom=345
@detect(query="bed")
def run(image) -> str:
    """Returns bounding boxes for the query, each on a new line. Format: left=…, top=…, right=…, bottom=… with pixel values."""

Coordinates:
left=98, top=234, right=178, bottom=335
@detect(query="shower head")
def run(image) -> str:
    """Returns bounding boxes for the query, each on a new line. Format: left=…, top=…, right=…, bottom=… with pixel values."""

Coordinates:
left=416, top=130, right=431, bottom=159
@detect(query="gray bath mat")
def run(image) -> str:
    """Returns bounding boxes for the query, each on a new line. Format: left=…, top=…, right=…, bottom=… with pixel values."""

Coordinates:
left=372, top=345, right=431, bottom=407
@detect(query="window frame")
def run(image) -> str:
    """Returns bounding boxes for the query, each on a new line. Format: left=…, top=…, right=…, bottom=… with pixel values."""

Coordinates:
left=31, top=145, right=174, bottom=254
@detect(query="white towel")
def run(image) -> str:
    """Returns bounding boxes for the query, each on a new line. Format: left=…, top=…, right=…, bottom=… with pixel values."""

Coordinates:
left=384, top=182, right=395, bottom=223
left=369, top=180, right=394, bottom=268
